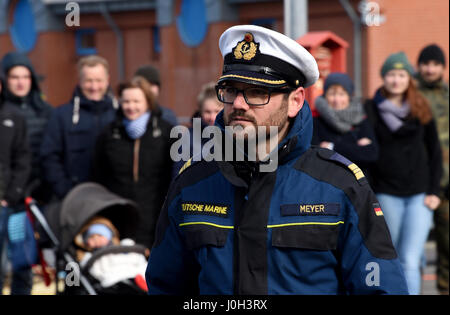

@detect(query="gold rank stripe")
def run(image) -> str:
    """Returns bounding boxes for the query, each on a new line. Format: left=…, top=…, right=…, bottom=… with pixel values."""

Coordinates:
left=267, top=221, right=345, bottom=229
left=348, top=163, right=358, bottom=171
left=219, top=74, right=286, bottom=85
left=348, top=163, right=365, bottom=180
left=178, top=158, right=192, bottom=175
left=179, top=222, right=234, bottom=229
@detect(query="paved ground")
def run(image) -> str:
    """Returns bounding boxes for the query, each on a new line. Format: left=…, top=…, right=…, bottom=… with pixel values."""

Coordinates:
left=422, top=241, right=439, bottom=295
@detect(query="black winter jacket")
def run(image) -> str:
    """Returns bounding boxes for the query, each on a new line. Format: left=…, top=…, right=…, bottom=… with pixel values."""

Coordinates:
left=365, top=92, right=442, bottom=196
left=312, top=116, right=379, bottom=172
left=0, top=102, right=31, bottom=207
left=92, top=108, right=175, bottom=248
left=40, top=87, right=117, bottom=199
left=1, top=52, right=53, bottom=203
left=2, top=93, right=52, bottom=182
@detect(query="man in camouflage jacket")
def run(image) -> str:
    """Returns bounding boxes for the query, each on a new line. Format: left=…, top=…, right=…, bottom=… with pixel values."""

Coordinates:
left=416, top=44, right=449, bottom=295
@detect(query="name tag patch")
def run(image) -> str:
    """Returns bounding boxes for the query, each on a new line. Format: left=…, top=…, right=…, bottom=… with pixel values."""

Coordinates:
left=182, top=202, right=229, bottom=218
left=281, top=203, right=340, bottom=216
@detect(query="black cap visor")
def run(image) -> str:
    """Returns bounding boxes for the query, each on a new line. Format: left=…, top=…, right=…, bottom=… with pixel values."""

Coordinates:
left=218, top=69, right=288, bottom=88
left=219, top=53, right=305, bottom=88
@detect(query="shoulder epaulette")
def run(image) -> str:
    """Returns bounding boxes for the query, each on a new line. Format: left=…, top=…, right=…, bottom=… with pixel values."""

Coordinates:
left=316, top=148, right=366, bottom=184
left=178, top=158, right=193, bottom=175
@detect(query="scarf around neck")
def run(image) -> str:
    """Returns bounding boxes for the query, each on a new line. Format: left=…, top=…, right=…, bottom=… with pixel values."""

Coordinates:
left=377, top=99, right=410, bottom=132
left=123, top=111, right=151, bottom=139
left=314, top=96, right=366, bottom=133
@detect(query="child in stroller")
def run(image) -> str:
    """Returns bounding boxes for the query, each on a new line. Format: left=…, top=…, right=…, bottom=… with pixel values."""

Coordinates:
left=74, top=215, right=148, bottom=294
left=31, top=182, right=149, bottom=295
left=82, top=218, right=116, bottom=251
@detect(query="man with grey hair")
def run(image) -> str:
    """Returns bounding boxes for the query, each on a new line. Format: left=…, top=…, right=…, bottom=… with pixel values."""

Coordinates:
left=41, top=55, right=118, bottom=200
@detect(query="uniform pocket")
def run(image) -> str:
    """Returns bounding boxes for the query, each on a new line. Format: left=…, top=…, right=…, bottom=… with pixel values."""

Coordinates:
left=182, top=224, right=230, bottom=250
left=271, top=223, right=341, bottom=251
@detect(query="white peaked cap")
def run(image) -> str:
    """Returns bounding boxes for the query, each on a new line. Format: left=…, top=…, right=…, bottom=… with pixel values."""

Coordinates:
left=218, top=25, right=319, bottom=88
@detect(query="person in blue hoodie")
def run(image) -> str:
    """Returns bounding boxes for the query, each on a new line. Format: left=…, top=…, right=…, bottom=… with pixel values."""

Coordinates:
left=40, top=55, right=118, bottom=200
left=145, top=25, right=408, bottom=295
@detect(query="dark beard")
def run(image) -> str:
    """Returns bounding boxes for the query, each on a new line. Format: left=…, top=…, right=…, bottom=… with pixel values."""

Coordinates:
left=222, top=98, right=289, bottom=161
left=224, top=97, right=289, bottom=138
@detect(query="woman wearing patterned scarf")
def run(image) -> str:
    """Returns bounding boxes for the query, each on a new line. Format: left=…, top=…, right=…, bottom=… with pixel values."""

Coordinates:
left=312, top=72, right=379, bottom=175
left=365, top=52, right=443, bottom=295
left=92, top=76, right=175, bottom=251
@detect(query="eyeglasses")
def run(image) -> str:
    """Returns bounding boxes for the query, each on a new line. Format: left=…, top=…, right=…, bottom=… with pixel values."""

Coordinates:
left=215, top=85, right=293, bottom=106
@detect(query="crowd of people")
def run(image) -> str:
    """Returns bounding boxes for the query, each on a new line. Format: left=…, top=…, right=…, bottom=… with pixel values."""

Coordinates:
left=311, top=46, right=448, bottom=295
left=0, top=37, right=448, bottom=295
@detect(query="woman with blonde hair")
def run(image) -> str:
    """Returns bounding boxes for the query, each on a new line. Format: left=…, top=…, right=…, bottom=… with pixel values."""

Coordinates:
left=365, top=52, right=443, bottom=295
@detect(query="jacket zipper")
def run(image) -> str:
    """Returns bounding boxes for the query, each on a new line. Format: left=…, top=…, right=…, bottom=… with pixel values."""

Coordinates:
left=234, top=164, right=257, bottom=294
left=133, top=139, right=140, bottom=182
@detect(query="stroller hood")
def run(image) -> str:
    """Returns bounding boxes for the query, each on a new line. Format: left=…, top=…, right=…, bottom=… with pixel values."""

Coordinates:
left=59, top=182, right=140, bottom=252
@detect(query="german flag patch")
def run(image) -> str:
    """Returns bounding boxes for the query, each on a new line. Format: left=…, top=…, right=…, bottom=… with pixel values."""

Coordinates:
left=373, top=203, right=383, bottom=216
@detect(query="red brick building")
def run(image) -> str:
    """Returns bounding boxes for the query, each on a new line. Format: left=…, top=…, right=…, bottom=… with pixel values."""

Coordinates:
left=0, top=0, right=448, bottom=121
left=365, top=0, right=449, bottom=97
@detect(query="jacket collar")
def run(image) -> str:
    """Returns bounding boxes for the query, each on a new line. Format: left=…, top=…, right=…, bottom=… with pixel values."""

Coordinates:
left=415, top=72, right=448, bottom=90
left=372, top=88, right=386, bottom=105
left=214, top=100, right=313, bottom=167
left=112, top=105, right=164, bottom=140
left=72, top=86, right=117, bottom=112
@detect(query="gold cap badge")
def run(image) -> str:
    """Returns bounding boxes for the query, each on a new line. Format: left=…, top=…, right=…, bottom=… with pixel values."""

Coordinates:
left=232, top=32, right=260, bottom=61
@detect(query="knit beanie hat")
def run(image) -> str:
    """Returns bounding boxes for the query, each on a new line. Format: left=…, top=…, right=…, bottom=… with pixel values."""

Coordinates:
left=135, top=65, right=160, bottom=86
left=418, top=44, right=446, bottom=67
left=381, top=52, right=414, bottom=77
left=323, top=72, right=354, bottom=96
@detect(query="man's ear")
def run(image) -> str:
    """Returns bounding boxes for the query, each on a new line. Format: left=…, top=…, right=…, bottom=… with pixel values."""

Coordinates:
left=287, top=86, right=305, bottom=118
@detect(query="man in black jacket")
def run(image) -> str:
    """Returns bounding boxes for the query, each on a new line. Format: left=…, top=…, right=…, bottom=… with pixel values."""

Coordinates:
left=0, top=73, right=32, bottom=295
left=1, top=52, right=53, bottom=203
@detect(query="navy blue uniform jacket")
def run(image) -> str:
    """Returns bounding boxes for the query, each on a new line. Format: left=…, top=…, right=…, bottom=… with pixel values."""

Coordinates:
left=146, top=102, right=408, bottom=295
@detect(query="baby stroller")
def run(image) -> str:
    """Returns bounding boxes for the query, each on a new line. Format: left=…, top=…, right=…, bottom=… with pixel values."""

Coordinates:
left=27, top=182, right=149, bottom=295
